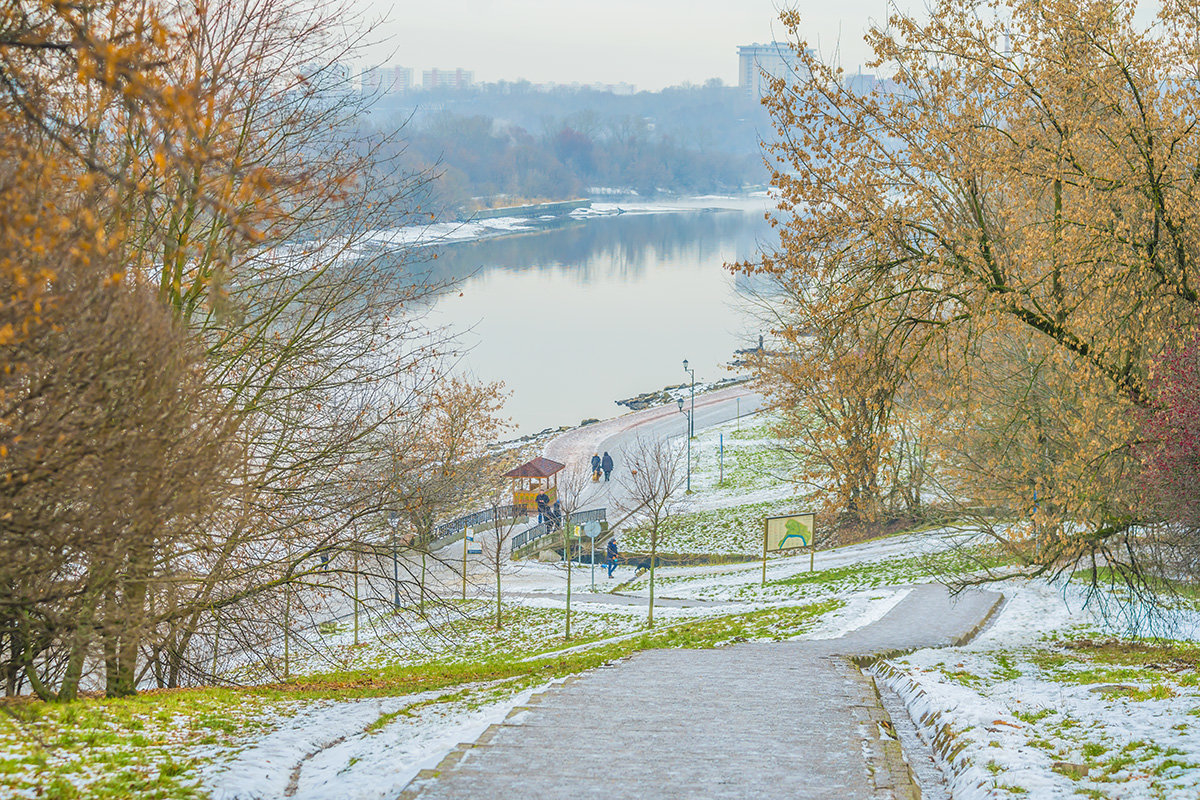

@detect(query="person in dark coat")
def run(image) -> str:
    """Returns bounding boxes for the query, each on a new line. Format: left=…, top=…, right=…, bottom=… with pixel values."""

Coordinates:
left=535, top=491, right=550, bottom=524
left=601, top=451, right=614, bottom=481
left=606, top=538, right=619, bottom=578
left=551, top=499, right=563, bottom=531
left=590, top=453, right=602, bottom=481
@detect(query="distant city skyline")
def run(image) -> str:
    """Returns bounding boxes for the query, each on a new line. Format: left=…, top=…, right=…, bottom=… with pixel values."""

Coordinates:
left=357, top=1, right=917, bottom=91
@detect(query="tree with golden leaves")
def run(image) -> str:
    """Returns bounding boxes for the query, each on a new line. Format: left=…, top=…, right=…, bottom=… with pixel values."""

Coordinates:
left=749, top=0, right=1200, bottom=595
left=1, top=0, right=454, bottom=698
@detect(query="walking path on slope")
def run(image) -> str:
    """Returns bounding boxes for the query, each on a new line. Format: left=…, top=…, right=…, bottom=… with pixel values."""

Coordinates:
left=400, top=584, right=1003, bottom=800
left=543, top=385, right=761, bottom=475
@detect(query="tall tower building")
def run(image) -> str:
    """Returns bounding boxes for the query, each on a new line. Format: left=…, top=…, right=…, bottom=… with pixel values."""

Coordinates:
left=737, top=42, right=809, bottom=99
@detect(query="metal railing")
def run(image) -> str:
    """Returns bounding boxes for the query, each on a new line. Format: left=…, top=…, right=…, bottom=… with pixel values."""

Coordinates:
left=511, top=507, right=607, bottom=555
left=428, top=504, right=527, bottom=551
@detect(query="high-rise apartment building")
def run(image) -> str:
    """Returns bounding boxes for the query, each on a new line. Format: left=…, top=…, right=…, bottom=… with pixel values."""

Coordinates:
left=361, top=65, right=414, bottom=95
left=422, top=68, right=474, bottom=90
left=737, top=42, right=809, bottom=98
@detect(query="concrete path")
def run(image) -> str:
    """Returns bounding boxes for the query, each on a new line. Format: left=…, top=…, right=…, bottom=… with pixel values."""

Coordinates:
left=543, top=386, right=761, bottom=471
left=400, top=584, right=1003, bottom=800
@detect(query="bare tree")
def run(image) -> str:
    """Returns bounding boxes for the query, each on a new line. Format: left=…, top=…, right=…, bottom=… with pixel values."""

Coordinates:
left=479, top=481, right=529, bottom=629
left=0, top=259, right=237, bottom=700
left=554, top=466, right=603, bottom=640
left=618, top=435, right=688, bottom=627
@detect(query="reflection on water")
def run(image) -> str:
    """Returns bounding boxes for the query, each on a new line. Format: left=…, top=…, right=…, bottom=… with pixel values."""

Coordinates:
left=409, top=204, right=774, bottom=436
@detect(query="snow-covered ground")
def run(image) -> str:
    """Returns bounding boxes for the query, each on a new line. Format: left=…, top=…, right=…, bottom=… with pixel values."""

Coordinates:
left=873, top=580, right=1200, bottom=799
left=203, top=684, right=549, bottom=800
left=201, top=530, right=1200, bottom=800
left=8, top=404, right=1200, bottom=800
left=201, top=405, right=1200, bottom=799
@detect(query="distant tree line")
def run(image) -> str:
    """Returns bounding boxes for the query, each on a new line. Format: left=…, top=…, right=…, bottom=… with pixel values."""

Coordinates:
left=361, top=83, right=772, bottom=211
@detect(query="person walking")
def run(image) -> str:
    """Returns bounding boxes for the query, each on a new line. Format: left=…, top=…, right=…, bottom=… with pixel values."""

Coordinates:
left=535, top=490, right=550, bottom=525
left=606, top=538, right=619, bottom=578
left=590, top=453, right=602, bottom=482
left=601, top=451, right=614, bottom=481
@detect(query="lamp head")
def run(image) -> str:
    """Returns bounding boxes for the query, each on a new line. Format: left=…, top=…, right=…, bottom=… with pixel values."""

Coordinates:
left=677, top=397, right=684, bottom=411
left=682, top=358, right=688, bottom=372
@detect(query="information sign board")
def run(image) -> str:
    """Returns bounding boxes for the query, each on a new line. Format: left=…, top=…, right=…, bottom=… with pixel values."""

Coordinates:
left=764, top=512, right=815, bottom=552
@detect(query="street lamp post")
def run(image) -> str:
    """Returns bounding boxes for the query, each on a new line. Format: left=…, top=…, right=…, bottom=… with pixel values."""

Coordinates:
left=387, top=511, right=400, bottom=610
left=677, top=397, right=691, bottom=493
left=682, top=359, right=695, bottom=438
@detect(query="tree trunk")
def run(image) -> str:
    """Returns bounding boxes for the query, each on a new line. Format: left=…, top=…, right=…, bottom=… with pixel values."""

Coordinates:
left=108, top=562, right=149, bottom=697
left=648, top=529, right=657, bottom=628
left=4, top=624, right=23, bottom=696
left=564, top=511, right=572, bottom=640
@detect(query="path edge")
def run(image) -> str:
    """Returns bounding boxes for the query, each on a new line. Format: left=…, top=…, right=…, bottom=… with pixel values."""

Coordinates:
left=846, top=591, right=1007, bottom=800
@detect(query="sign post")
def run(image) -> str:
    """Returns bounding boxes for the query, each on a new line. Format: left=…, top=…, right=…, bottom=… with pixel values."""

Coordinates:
left=462, top=531, right=471, bottom=601
left=583, top=521, right=601, bottom=591
left=761, top=512, right=816, bottom=586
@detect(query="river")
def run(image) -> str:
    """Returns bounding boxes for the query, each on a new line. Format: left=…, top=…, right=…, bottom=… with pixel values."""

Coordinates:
left=408, top=196, right=776, bottom=436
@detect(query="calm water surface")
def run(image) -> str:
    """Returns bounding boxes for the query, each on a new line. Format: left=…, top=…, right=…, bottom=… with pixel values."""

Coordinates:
left=413, top=199, right=774, bottom=435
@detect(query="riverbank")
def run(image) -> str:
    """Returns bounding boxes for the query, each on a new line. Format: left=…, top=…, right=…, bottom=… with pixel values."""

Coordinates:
left=614, top=375, right=749, bottom=411
left=357, top=192, right=771, bottom=252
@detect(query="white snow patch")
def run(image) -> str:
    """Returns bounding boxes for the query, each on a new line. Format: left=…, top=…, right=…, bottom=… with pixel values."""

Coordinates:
left=203, top=684, right=548, bottom=800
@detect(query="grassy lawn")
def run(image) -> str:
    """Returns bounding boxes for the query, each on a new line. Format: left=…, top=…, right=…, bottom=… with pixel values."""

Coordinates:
left=619, top=497, right=805, bottom=556
left=614, top=541, right=1014, bottom=604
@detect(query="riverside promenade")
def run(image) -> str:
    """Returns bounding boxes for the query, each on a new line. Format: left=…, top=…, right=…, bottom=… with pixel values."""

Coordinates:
left=400, top=583, right=1003, bottom=800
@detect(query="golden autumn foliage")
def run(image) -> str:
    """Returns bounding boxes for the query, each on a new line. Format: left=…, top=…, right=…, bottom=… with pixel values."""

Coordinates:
left=0, top=0, right=255, bottom=699
left=749, top=0, right=1200, bottom=590
left=1, top=0, right=459, bottom=700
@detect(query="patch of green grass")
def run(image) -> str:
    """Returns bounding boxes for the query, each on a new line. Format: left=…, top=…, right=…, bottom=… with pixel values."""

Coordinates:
left=1102, top=754, right=1135, bottom=776
left=620, top=498, right=801, bottom=556
left=1154, top=758, right=1197, bottom=776
left=994, top=783, right=1027, bottom=794
left=292, top=599, right=844, bottom=699
left=992, top=654, right=1022, bottom=682
left=1070, top=567, right=1200, bottom=603
left=1013, top=708, right=1054, bottom=724
left=1096, top=684, right=1176, bottom=701
left=942, top=668, right=984, bottom=688
left=763, top=547, right=1014, bottom=596
left=1030, top=638, right=1198, bottom=705
left=0, top=687, right=277, bottom=800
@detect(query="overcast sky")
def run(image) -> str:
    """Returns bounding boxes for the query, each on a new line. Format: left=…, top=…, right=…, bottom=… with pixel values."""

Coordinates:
left=357, top=1, right=906, bottom=90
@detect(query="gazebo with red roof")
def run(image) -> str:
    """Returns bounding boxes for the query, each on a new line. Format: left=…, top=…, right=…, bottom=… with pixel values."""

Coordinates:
left=502, top=456, right=565, bottom=511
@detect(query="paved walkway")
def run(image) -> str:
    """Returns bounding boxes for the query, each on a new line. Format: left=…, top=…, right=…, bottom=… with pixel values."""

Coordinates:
left=543, top=386, right=761, bottom=476
left=400, top=584, right=1003, bottom=800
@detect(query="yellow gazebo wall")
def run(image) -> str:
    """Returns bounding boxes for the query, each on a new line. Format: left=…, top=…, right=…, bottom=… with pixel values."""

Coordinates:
left=511, top=477, right=557, bottom=510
